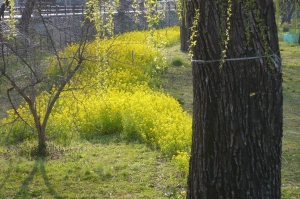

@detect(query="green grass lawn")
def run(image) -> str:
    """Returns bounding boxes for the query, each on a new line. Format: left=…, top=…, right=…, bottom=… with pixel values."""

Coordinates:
left=1, top=40, right=300, bottom=198
left=280, top=41, right=300, bottom=199
left=0, top=136, right=186, bottom=198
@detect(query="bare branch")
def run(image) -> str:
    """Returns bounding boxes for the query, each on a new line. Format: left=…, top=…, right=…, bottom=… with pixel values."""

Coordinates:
left=6, top=87, right=33, bottom=129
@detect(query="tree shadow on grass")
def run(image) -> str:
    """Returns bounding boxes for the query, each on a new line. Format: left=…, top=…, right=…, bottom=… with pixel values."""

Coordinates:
left=13, top=158, right=62, bottom=199
left=39, top=160, right=61, bottom=198
left=13, top=160, right=39, bottom=198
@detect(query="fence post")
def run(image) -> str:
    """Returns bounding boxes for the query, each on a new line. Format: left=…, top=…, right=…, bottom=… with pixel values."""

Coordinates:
left=69, top=26, right=72, bottom=43
left=65, top=31, right=67, bottom=45
left=168, top=3, right=170, bottom=26
left=64, top=5, right=67, bottom=15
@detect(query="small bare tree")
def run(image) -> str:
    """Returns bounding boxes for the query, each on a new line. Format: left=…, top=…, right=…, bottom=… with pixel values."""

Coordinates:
left=0, top=0, right=166, bottom=157
left=0, top=4, right=94, bottom=156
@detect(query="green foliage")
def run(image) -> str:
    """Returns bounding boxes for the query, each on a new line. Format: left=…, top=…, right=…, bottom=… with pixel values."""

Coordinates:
left=85, top=0, right=117, bottom=38
left=171, top=57, right=184, bottom=67
left=188, top=8, right=200, bottom=58
left=1, top=108, right=36, bottom=145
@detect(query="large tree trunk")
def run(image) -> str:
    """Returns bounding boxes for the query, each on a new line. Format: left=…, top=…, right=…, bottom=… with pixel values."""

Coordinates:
left=186, top=1, right=282, bottom=198
left=281, top=0, right=294, bottom=25
left=180, top=16, right=189, bottom=52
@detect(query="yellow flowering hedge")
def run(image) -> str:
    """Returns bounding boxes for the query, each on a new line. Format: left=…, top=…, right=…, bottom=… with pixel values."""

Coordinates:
left=1, top=26, right=190, bottom=172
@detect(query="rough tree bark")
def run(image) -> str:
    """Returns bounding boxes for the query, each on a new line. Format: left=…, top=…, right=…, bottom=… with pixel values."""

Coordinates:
left=180, top=16, right=189, bottom=52
left=186, top=0, right=282, bottom=198
left=280, top=0, right=295, bottom=25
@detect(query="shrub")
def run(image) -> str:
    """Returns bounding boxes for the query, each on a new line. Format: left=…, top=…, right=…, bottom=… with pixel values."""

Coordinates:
left=282, top=22, right=290, bottom=32
left=0, top=119, right=36, bottom=145
left=172, top=151, right=190, bottom=177
left=171, top=57, right=184, bottom=67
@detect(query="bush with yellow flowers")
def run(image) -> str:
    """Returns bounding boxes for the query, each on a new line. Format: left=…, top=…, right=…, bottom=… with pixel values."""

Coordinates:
left=1, top=26, right=190, bottom=172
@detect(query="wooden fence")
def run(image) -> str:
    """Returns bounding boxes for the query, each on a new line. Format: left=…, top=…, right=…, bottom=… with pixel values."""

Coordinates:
left=4, top=2, right=177, bottom=18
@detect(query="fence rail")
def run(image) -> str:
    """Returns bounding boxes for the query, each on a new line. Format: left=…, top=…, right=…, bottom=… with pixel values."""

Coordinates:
left=4, top=3, right=177, bottom=18
left=4, top=5, right=86, bottom=17
left=38, top=5, right=86, bottom=16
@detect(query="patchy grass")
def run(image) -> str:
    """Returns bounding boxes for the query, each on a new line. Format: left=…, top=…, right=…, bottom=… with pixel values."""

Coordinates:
left=280, top=41, right=300, bottom=199
left=160, top=45, right=193, bottom=113
left=0, top=135, right=186, bottom=198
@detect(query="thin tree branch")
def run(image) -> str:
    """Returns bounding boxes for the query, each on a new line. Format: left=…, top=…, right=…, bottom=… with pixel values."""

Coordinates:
left=6, top=87, right=33, bottom=129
